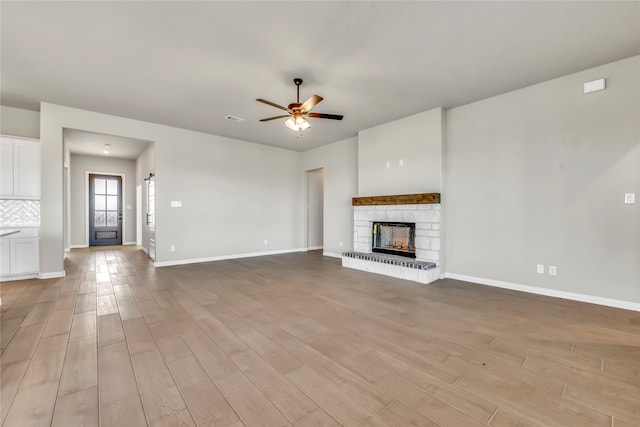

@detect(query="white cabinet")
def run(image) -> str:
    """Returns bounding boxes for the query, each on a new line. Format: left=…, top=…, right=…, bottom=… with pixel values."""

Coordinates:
left=12, top=238, right=40, bottom=274
left=14, top=141, right=41, bottom=197
left=0, top=228, right=40, bottom=280
left=1, top=140, right=13, bottom=196
left=0, top=239, right=11, bottom=275
left=0, top=136, right=41, bottom=199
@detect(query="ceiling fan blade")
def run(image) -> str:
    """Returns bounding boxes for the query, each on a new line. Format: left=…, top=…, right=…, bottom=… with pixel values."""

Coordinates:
left=301, top=95, right=323, bottom=112
left=256, top=98, right=288, bottom=111
left=308, top=112, right=343, bottom=120
left=259, top=115, right=290, bottom=122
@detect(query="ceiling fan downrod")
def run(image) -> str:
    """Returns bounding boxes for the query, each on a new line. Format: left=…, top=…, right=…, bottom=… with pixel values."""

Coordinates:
left=293, top=78, right=303, bottom=103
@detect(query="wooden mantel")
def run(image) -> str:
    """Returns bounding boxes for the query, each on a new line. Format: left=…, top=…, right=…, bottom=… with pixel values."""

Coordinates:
left=352, top=193, right=440, bottom=206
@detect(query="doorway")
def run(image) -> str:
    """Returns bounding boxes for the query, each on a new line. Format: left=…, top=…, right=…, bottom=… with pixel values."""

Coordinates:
left=146, top=174, right=156, bottom=260
left=88, top=174, right=123, bottom=246
left=136, top=184, right=142, bottom=245
left=306, top=168, right=324, bottom=250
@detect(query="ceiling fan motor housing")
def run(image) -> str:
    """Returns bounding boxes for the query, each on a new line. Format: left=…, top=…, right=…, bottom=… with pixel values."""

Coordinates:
left=287, top=103, right=303, bottom=114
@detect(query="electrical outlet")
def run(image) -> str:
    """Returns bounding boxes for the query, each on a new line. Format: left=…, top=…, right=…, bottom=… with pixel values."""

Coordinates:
left=339, top=241, right=343, bottom=247
left=536, top=264, right=544, bottom=274
left=264, top=239, right=268, bottom=245
left=549, top=266, right=557, bottom=276
left=399, top=159, right=404, bottom=167
left=385, top=161, right=391, bottom=169
left=625, top=193, right=635, bottom=204
left=170, top=245, right=176, bottom=252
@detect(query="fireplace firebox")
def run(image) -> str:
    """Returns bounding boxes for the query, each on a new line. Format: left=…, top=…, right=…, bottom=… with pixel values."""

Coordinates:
left=372, top=222, right=416, bottom=258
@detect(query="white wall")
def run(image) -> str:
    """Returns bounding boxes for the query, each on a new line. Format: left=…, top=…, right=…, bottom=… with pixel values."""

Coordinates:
left=1, top=106, right=40, bottom=139
left=301, top=137, right=358, bottom=257
left=69, top=154, right=137, bottom=246
left=446, top=55, right=640, bottom=306
left=157, top=133, right=300, bottom=262
left=358, top=107, right=443, bottom=196
left=40, top=103, right=302, bottom=275
left=306, top=168, right=324, bottom=248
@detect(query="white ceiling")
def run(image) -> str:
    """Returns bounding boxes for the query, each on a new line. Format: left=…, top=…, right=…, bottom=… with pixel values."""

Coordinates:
left=2, top=1, right=639, bottom=152
left=64, top=129, right=151, bottom=160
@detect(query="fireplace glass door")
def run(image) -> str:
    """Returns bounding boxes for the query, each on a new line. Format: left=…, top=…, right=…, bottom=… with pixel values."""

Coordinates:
left=372, top=222, right=416, bottom=258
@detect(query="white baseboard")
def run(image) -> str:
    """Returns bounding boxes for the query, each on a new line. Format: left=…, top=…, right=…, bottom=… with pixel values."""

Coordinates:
left=39, top=271, right=66, bottom=279
left=71, top=243, right=137, bottom=248
left=153, top=248, right=306, bottom=268
left=307, top=246, right=323, bottom=251
left=446, top=273, right=640, bottom=312
left=0, top=273, right=39, bottom=282
left=323, top=251, right=343, bottom=259
left=141, top=246, right=148, bottom=254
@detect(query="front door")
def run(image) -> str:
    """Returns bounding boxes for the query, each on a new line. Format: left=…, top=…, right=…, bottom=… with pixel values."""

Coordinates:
left=89, top=174, right=122, bottom=246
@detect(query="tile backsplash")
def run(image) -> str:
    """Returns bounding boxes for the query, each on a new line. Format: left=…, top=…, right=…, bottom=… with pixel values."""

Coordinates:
left=0, top=199, right=40, bottom=227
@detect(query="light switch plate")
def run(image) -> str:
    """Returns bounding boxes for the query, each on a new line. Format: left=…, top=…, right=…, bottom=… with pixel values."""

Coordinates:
left=548, top=266, right=557, bottom=276
left=536, top=264, right=544, bottom=274
left=625, top=193, right=635, bottom=204
left=170, top=201, right=182, bottom=208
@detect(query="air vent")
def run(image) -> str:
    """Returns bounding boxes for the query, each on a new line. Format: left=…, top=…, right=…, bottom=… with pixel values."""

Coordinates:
left=225, top=115, right=245, bottom=123
left=584, top=78, right=605, bottom=94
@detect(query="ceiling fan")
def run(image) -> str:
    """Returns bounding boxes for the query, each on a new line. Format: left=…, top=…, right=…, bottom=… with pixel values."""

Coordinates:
left=257, top=78, right=343, bottom=131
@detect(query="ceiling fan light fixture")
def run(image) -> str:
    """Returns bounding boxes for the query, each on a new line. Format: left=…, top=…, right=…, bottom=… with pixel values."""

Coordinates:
left=285, top=116, right=296, bottom=130
left=285, top=115, right=310, bottom=131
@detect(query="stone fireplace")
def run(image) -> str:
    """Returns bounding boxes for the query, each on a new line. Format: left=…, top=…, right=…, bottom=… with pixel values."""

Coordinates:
left=342, top=193, right=441, bottom=284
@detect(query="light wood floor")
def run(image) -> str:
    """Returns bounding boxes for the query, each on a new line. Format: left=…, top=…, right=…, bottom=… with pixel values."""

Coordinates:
left=1, top=247, right=639, bottom=427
